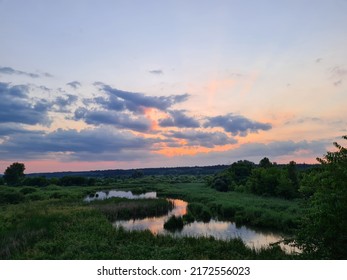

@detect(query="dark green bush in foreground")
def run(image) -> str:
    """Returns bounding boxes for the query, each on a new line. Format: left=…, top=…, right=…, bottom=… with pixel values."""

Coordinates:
left=164, top=216, right=184, bottom=231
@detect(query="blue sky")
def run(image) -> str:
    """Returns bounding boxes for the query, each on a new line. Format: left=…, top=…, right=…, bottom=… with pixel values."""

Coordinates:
left=1, top=0, right=347, bottom=172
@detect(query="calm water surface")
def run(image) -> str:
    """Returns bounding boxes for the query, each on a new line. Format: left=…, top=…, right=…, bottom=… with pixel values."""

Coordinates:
left=84, top=190, right=157, bottom=202
left=85, top=190, right=297, bottom=252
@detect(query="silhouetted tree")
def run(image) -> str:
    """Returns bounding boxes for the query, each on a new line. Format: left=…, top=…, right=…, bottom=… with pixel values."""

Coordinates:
left=3, top=162, right=25, bottom=186
left=259, top=157, right=272, bottom=168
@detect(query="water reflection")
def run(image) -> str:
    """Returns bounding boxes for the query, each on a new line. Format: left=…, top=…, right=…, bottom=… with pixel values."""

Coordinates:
left=84, top=190, right=156, bottom=202
left=114, top=199, right=298, bottom=252
left=86, top=190, right=298, bottom=252
left=113, top=199, right=187, bottom=234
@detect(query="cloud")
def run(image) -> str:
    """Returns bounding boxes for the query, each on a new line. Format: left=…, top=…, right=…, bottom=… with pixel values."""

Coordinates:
left=54, top=94, right=78, bottom=112
left=204, top=113, right=272, bottom=136
left=334, top=80, right=342, bottom=86
left=162, top=139, right=330, bottom=167
left=284, top=116, right=322, bottom=125
left=331, top=66, right=347, bottom=77
left=0, top=124, right=44, bottom=137
left=74, top=108, right=152, bottom=132
left=330, top=66, right=347, bottom=86
left=0, top=126, right=156, bottom=161
left=159, top=110, right=200, bottom=128
left=66, top=81, right=81, bottom=89
left=101, top=85, right=190, bottom=113
left=164, top=130, right=237, bottom=148
left=0, top=82, right=50, bottom=125
left=0, top=67, right=52, bottom=78
left=149, top=69, right=163, bottom=75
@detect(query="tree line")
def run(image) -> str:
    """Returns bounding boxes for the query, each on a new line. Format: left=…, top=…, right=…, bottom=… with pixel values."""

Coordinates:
left=208, top=157, right=301, bottom=199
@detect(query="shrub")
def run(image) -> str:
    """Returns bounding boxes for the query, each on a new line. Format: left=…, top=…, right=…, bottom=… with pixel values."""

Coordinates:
left=0, top=189, right=25, bottom=204
left=163, top=216, right=184, bottom=231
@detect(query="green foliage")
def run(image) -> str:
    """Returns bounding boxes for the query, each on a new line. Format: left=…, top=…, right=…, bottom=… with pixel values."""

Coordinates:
left=131, top=170, right=144, bottom=179
left=187, top=202, right=212, bottom=222
left=247, top=165, right=299, bottom=199
left=209, top=174, right=231, bottom=192
left=228, top=160, right=255, bottom=185
left=58, top=176, right=88, bottom=186
left=0, top=188, right=25, bottom=204
left=259, top=157, right=272, bottom=168
left=296, top=136, right=347, bottom=259
left=23, top=177, right=49, bottom=187
left=3, top=162, right=25, bottom=186
left=91, top=198, right=173, bottom=221
left=163, top=216, right=184, bottom=231
left=19, top=187, right=38, bottom=195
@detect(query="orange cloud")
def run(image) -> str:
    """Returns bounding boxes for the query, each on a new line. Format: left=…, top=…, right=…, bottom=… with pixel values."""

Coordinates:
left=155, top=143, right=236, bottom=157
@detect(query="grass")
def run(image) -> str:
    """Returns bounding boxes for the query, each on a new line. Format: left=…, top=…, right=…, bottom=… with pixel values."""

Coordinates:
left=0, top=179, right=303, bottom=259
left=90, top=198, right=174, bottom=221
left=136, top=182, right=302, bottom=233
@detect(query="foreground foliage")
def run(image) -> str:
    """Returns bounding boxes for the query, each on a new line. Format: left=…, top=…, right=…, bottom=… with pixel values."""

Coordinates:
left=295, top=136, right=347, bottom=259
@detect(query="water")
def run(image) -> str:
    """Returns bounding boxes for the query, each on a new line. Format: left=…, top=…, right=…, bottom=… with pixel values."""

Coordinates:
left=84, top=190, right=157, bottom=202
left=85, top=190, right=298, bottom=252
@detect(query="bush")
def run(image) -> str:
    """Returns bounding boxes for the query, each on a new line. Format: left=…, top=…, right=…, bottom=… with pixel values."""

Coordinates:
left=209, top=175, right=230, bottom=192
left=163, top=216, right=184, bottom=231
left=23, top=177, right=49, bottom=187
left=0, top=189, right=25, bottom=204
left=188, top=202, right=212, bottom=222
left=20, top=187, right=38, bottom=195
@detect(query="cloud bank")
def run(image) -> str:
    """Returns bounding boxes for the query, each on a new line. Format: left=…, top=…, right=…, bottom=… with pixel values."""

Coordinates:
left=3, top=69, right=329, bottom=170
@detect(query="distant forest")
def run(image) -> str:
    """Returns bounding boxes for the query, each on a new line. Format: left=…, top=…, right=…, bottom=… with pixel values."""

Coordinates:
left=23, top=163, right=317, bottom=178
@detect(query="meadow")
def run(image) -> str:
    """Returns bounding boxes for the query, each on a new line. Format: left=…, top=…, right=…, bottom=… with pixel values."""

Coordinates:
left=0, top=177, right=301, bottom=260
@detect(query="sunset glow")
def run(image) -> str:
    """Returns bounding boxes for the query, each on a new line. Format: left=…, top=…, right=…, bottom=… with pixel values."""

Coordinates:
left=1, top=0, right=346, bottom=173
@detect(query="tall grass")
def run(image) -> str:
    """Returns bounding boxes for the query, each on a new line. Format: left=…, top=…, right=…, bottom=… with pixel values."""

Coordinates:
left=90, top=198, right=174, bottom=221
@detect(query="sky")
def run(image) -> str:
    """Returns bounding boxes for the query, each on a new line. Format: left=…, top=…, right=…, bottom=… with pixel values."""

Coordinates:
left=1, top=0, right=347, bottom=173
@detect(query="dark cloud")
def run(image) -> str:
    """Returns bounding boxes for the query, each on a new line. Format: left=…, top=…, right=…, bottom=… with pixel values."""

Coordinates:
left=54, top=94, right=78, bottom=112
left=101, top=85, right=190, bottom=113
left=204, top=113, right=272, bottom=136
left=149, top=69, right=163, bottom=75
left=164, top=130, right=237, bottom=148
left=0, top=82, right=50, bottom=125
left=0, top=124, right=43, bottom=137
left=74, top=108, right=152, bottom=132
left=0, top=66, right=40, bottom=78
left=159, top=110, right=200, bottom=128
left=66, top=81, right=81, bottom=89
left=0, top=127, right=155, bottom=161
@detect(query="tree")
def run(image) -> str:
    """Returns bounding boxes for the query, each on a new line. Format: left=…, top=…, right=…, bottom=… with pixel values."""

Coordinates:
left=228, top=160, right=255, bottom=185
left=209, top=174, right=231, bottom=192
left=296, top=136, right=347, bottom=259
left=259, top=157, right=272, bottom=168
left=3, top=162, right=25, bottom=186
